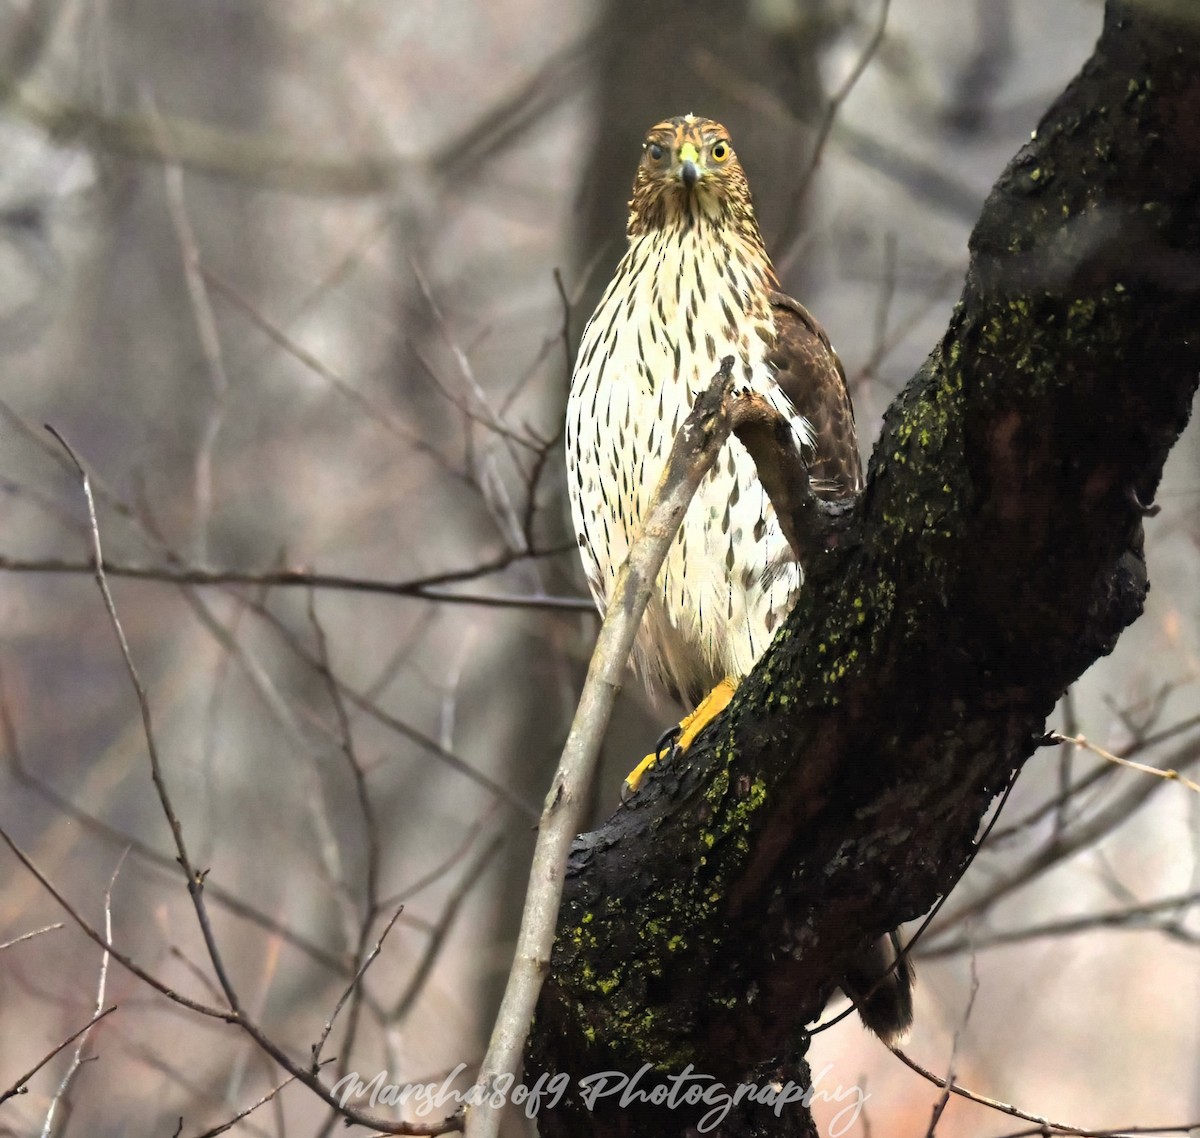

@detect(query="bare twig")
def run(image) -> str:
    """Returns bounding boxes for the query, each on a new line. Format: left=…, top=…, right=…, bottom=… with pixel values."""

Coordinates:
left=312, top=906, right=405, bottom=1071
left=305, top=589, right=386, bottom=1120
left=0, top=1007, right=118, bottom=1106
left=0, top=552, right=589, bottom=611
left=930, top=735, right=1200, bottom=934
left=988, top=713, right=1200, bottom=844
left=392, top=834, right=507, bottom=1024
left=0, top=923, right=63, bottom=951
left=988, top=1121, right=1200, bottom=1138
left=40, top=849, right=128, bottom=1136
left=185, top=1074, right=298, bottom=1138
left=381, top=802, right=502, bottom=909
left=0, top=689, right=344, bottom=973
left=811, top=769, right=1020, bottom=1037
left=776, top=0, right=893, bottom=273
left=892, top=1045, right=1089, bottom=1134
left=161, top=149, right=230, bottom=564
left=894, top=1048, right=1200, bottom=1137
left=1051, top=732, right=1200, bottom=794
left=465, top=359, right=739, bottom=1138
left=1054, top=688, right=1079, bottom=842
left=45, top=425, right=240, bottom=1005
left=0, top=826, right=232, bottom=1021
left=2, top=394, right=567, bottom=820
left=919, top=888, right=1200, bottom=957
left=923, top=1081, right=953, bottom=1138
left=44, top=424, right=243, bottom=1003
left=1, top=730, right=458, bottom=1137
left=38, top=428, right=460, bottom=1134
left=551, top=268, right=573, bottom=378
left=7, top=86, right=396, bottom=194
left=921, top=953, right=979, bottom=1138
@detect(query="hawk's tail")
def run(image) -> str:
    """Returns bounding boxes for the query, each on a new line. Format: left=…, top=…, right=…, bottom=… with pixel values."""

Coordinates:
left=839, top=930, right=915, bottom=1045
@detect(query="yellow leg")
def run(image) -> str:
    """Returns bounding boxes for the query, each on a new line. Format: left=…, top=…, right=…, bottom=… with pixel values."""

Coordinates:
left=676, top=676, right=738, bottom=749
left=622, top=677, right=739, bottom=799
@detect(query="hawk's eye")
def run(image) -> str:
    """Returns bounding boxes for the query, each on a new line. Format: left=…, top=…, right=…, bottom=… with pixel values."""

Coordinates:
left=711, top=140, right=731, bottom=163
left=646, top=142, right=664, bottom=162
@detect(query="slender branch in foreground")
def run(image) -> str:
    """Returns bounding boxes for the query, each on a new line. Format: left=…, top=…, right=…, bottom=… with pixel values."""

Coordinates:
left=989, top=1122, right=1200, bottom=1138
left=892, top=1045, right=1089, bottom=1134
left=465, top=359, right=739, bottom=1138
left=0, top=1006, right=118, bottom=1106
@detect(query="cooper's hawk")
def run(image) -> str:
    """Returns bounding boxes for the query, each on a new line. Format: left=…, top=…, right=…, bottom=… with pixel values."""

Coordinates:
left=565, top=114, right=913, bottom=1043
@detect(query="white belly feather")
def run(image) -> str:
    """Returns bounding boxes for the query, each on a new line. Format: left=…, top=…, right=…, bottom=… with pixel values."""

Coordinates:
left=566, top=224, right=812, bottom=705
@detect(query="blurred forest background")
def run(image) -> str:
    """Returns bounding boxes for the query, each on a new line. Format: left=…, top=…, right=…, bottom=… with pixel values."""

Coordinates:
left=1, top=0, right=1198, bottom=1134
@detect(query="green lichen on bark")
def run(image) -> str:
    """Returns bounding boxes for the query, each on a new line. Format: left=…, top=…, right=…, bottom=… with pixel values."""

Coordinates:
left=547, top=725, right=778, bottom=1067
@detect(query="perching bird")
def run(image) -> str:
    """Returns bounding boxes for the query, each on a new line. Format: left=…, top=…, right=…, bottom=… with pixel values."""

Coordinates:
left=565, top=114, right=912, bottom=1043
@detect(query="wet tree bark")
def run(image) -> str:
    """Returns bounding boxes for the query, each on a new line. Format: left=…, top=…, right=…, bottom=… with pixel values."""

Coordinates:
left=527, top=2, right=1200, bottom=1135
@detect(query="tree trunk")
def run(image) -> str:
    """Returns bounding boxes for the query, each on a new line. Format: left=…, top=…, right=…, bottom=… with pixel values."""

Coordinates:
left=526, top=1, right=1200, bottom=1135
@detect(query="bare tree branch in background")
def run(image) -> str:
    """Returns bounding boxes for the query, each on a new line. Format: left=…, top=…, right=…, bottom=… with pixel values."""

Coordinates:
left=39, top=848, right=126, bottom=1137
left=2, top=431, right=462, bottom=1135
left=0, top=1006, right=117, bottom=1108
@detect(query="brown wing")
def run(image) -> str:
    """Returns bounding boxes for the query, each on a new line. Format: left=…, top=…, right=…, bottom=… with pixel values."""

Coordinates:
left=766, top=290, right=863, bottom=499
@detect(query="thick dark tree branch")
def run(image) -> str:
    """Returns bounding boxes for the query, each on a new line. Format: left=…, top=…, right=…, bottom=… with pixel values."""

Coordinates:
left=526, top=3, right=1200, bottom=1135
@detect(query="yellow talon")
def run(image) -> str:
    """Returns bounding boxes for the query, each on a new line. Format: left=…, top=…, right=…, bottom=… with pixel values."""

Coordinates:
left=622, top=677, right=739, bottom=799
left=622, top=751, right=662, bottom=800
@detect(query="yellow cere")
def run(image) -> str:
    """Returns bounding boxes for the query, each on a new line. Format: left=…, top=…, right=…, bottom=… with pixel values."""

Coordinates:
left=678, top=142, right=700, bottom=165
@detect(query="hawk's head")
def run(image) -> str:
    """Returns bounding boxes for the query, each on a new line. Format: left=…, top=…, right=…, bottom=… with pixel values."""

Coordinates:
left=627, top=115, right=759, bottom=240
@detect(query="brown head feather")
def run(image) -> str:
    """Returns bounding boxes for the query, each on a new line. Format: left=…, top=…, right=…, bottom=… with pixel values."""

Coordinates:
left=627, top=115, right=769, bottom=257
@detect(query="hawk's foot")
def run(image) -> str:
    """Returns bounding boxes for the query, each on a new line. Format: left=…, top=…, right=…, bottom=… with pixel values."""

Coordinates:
left=622, top=677, right=739, bottom=799
left=620, top=733, right=675, bottom=803
left=676, top=676, right=738, bottom=750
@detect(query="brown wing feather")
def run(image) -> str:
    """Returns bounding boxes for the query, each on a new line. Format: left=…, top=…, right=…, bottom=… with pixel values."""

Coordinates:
left=766, top=290, right=863, bottom=499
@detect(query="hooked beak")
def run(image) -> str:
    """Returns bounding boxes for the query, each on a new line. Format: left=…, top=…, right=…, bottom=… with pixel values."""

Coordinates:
left=677, top=142, right=701, bottom=189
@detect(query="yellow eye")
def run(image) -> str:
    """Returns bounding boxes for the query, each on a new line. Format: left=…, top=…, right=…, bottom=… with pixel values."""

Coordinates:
left=711, top=140, right=730, bottom=163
